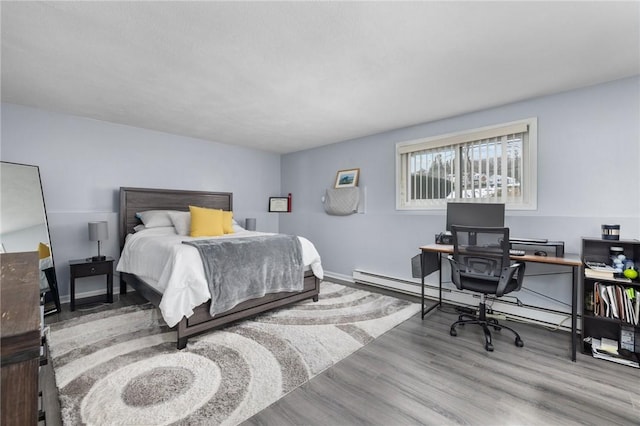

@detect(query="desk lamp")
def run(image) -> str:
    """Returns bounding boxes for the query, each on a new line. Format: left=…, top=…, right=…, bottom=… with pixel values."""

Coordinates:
left=88, top=221, right=108, bottom=261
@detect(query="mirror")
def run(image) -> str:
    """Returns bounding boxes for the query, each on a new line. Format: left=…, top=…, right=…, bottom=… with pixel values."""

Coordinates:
left=1, top=161, right=60, bottom=314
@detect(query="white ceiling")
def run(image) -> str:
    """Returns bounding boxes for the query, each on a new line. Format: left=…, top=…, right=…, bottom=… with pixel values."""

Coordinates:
left=2, top=1, right=639, bottom=154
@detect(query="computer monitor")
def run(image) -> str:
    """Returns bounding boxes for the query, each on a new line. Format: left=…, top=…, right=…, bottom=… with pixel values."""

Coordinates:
left=446, top=202, right=505, bottom=231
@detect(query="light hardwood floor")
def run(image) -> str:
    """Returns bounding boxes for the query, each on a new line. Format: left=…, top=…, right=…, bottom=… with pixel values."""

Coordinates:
left=42, top=286, right=639, bottom=426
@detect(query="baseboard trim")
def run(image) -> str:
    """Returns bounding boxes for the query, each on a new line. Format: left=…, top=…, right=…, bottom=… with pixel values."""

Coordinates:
left=66, top=269, right=575, bottom=332
left=350, top=269, right=576, bottom=332
left=59, top=272, right=129, bottom=304
left=323, top=271, right=354, bottom=286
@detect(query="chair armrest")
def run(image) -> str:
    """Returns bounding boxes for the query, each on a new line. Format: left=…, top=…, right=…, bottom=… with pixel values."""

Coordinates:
left=447, top=255, right=463, bottom=290
left=513, top=261, right=526, bottom=290
left=496, top=262, right=526, bottom=297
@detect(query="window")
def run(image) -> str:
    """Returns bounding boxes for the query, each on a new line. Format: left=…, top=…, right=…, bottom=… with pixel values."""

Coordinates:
left=396, top=118, right=537, bottom=210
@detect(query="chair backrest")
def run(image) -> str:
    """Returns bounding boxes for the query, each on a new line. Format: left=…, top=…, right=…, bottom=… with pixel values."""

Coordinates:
left=451, top=225, right=510, bottom=278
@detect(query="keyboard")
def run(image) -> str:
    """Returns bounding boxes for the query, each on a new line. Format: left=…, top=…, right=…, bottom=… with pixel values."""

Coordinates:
left=509, top=249, right=526, bottom=256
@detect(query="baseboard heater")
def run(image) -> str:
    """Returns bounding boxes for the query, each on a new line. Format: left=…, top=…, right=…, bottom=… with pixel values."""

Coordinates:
left=352, top=269, right=576, bottom=332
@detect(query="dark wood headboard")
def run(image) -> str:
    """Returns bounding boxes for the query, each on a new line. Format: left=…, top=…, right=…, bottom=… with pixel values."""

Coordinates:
left=119, top=187, right=233, bottom=250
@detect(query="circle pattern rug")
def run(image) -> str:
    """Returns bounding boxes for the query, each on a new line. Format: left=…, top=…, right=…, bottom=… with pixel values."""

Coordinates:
left=48, top=282, right=420, bottom=425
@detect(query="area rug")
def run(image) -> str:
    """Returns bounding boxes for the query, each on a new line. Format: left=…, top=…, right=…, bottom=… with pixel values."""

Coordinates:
left=48, top=282, right=420, bottom=425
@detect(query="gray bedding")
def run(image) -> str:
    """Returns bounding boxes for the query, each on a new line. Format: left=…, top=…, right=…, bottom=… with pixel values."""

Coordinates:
left=183, top=234, right=304, bottom=317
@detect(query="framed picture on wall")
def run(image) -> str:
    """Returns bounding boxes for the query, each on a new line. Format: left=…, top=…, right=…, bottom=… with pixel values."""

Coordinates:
left=335, top=168, right=360, bottom=188
left=269, top=197, right=289, bottom=212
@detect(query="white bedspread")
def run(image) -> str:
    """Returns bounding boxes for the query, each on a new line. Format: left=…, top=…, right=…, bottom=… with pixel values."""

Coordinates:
left=116, top=227, right=323, bottom=327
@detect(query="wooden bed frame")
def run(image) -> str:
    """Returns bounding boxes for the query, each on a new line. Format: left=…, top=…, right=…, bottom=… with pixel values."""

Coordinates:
left=118, top=187, right=320, bottom=349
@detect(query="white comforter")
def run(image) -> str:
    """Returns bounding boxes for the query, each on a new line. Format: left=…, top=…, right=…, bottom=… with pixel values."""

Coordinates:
left=116, top=227, right=323, bottom=327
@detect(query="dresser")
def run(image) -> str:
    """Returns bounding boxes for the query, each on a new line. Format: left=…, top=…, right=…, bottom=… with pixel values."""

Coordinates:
left=1, top=252, right=41, bottom=426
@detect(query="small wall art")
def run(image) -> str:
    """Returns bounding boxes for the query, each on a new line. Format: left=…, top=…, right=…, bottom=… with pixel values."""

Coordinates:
left=334, top=168, right=360, bottom=188
left=268, top=197, right=289, bottom=212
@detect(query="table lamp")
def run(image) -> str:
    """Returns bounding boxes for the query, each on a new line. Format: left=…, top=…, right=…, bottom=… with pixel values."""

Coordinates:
left=88, top=221, right=108, bottom=261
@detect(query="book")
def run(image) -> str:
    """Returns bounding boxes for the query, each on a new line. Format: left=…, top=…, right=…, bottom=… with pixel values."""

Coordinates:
left=606, top=285, right=618, bottom=318
left=622, top=288, right=636, bottom=325
left=584, top=268, right=631, bottom=282
left=585, top=268, right=614, bottom=279
left=593, top=282, right=639, bottom=325
left=599, top=284, right=611, bottom=318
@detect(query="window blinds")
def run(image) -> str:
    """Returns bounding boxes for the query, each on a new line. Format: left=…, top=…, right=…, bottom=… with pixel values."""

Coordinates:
left=398, top=122, right=528, bottom=155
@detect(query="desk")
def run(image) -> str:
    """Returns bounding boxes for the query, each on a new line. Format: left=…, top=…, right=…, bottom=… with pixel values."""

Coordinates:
left=420, top=244, right=582, bottom=361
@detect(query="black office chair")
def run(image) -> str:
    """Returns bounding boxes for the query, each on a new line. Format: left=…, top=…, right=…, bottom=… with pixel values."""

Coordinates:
left=447, top=225, right=526, bottom=352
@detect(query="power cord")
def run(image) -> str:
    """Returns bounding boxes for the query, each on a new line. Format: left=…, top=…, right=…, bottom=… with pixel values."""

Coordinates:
left=521, top=286, right=571, bottom=308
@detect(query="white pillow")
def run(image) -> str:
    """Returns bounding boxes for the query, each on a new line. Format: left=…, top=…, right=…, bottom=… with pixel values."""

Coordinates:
left=134, top=226, right=177, bottom=236
left=168, top=211, right=191, bottom=236
left=136, top=210, right=179, bottom=228
left=133, top=224, right=146, bottom=232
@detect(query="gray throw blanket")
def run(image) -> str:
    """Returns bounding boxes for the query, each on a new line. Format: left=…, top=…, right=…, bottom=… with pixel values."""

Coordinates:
left=183, top=235, right=304, bottom=317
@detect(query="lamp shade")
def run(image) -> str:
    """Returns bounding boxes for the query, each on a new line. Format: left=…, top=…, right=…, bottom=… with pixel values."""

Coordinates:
left=88, top=221, right=108, bottom=241
left=245, top=218, right=256, bottom=231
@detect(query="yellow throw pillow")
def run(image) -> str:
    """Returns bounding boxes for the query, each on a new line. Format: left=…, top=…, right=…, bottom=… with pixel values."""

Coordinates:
left=189, top=205, right=224, bottom=237
left=38, top=242, right=51, bottom=259
left=222, top=211, right=234, bottom=234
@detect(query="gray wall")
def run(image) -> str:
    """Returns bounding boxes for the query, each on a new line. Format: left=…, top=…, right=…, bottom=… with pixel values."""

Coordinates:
left=1, top=103, right=282, bottom=299
left=280, top=76, right=640, bottom=313
left=2, top=76, right=638, bottom=312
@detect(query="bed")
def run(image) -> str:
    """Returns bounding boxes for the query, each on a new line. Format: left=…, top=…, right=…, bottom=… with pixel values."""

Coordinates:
left=117, top=187, right=322, bottom=349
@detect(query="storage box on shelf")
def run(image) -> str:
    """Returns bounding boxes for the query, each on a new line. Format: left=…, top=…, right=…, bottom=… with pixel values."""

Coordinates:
left=582, top=238, right=640, bottom=367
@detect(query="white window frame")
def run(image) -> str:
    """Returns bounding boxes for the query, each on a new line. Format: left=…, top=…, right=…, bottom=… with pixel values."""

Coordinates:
left=395, top=118, right=537, bottom=210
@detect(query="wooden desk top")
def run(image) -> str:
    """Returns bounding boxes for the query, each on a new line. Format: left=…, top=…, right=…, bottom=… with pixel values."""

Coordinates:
left=419, top=244, right=582, bottom=267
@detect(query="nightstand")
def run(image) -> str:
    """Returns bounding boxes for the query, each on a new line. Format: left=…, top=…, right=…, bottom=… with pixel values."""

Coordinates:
left=69, top=257, right=114, bottom=311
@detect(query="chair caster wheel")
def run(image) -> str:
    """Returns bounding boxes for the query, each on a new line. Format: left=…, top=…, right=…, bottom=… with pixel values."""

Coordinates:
left=515, top=338, right=524, bottom=348
left=485, top=343, right=494, bottom=352
left=450, top=328, right=457, bottom=336
left=493, top=326, right=502, bottom=331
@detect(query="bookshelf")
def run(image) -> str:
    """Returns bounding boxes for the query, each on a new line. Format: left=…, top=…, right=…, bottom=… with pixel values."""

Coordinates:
left=582, top=238, right=640, bottom=367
